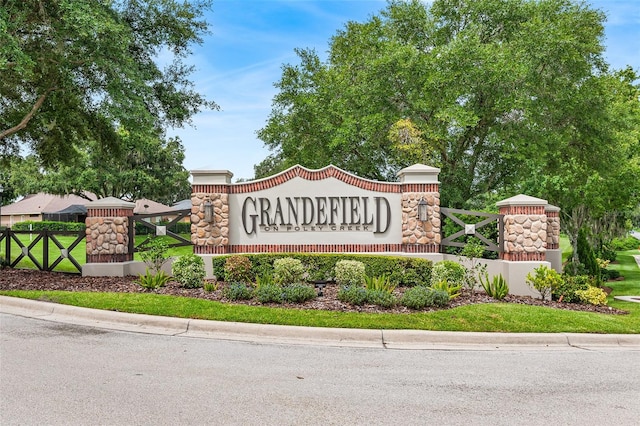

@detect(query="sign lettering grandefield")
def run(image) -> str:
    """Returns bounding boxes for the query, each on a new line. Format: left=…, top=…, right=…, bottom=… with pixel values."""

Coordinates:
left=228, top=176, right=401, bottom=245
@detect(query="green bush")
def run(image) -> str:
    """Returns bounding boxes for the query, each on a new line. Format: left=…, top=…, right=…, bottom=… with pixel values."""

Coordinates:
left=526, top=265, right=564, bottom=300
left=273, top=257, right=305, bottom=285
left=11, top=220, right=85, bottom=232
left=365, top=290, right=397, bottom=308
left=334, top=260, right=366, bottom=287
left=139, top=237, right=170, bottom=273
left=223, top=282, right=253, bottom=301
left=602, top=268, right=621, bottom=281
left=553, top=275, right=594, bottom=303
left=575, top=286, right=608, bottom=306
left=431, top=261, right=466, bottom=288
left=204, top=281, right=218, bottom=292
left=577, top=228, right=600, bottom=281
left=171, top=254, right=205, bottom=288
left=479, top=273, right=509, bottom=300
left=337, top=286, right=368, bottom=306
left=210, top=253, right=432, bottom=287
left=254, top=283, right=284, bottom=304
left=223, top=255, right=253, bottom=283
left=136, top=269, right=170, bottom=290
left=255, top=273, right=276, bottom=288
left=283, top=284, right=316, bottom=303
left=401, top=286, right=450, bottom=309
left=610, top=236, right=640, bottom=251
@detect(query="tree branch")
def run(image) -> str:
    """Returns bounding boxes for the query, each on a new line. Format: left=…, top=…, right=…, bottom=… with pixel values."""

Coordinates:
left=0, top=87, right=57, bottom=140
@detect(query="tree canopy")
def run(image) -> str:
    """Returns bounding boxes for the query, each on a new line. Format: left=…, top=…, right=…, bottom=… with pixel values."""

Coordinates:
left=0, top=0, right=216, bottom=166
left=256, top=0, right=638, bottom=211
left=7, top=130, right=192, bottom=205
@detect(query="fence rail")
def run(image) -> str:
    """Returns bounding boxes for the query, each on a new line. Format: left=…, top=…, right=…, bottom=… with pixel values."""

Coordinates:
left=440, top=207, right=504, bottom=253
left=0, top=228, right=85, bottom=273
left=129, top=209, right=193, bottom=253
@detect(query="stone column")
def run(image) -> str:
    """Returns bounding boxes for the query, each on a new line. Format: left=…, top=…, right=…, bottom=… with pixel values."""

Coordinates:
left=397, top=164, right=441, bottom=253
left=85, top=197, right=135, bottom=263
left=545, top=204, right=562, bottom=272
left=496, top=195, right=548, bottom=261
left=190, top=169, right=232, bottom=255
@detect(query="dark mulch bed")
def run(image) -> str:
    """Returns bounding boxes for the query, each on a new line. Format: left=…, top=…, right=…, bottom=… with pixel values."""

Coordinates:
left=0, top=268, right=627, bottom=315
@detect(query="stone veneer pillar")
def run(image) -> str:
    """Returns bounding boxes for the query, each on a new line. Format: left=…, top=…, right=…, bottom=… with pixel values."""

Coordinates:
left=496, top=194, right=548, bottom=262
left=190, top=169, right=232, bottom=255
left=85, top=197, right=135, bottom=263
left=545, top=204, right=562, bottom=272
left=397, top=164, right=441, bottom=253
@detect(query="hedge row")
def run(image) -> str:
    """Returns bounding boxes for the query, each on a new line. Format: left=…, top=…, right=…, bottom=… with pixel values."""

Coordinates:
left=10, top=221, right=85, bottom=232
left=211, top=253, right=433, bottom=287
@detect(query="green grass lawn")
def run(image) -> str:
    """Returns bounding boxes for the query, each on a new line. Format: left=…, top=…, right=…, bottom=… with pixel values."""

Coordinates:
left=2, top=249, right=639, bottom=334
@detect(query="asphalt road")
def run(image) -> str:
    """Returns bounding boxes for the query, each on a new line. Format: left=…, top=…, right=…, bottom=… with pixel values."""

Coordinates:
left=1, top=313, right=639, bottom=425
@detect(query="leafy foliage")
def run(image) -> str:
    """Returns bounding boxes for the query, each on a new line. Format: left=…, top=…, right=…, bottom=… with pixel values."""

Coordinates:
left=255, top=0, right=633, bottom=210
left=254, top=283, right=284, bottom=304
left=400, top=286, right=450, bottom=310
left=575, top=286, right=608, bottom=306
left=11, top=221, right=84, bottom=232
left=273, top=257, right=305, bottom=286
left=526, top=265, right=564, bottom=300
left=223, top=282, right=253, bottom=301
left=334, top=260, right=366, bottom=287
left=171, top=254, right=205, bottom=289
left=553, top=275, right=593, bottom=303
left=1, top=0, right=217, bottom=168
left=282, top=284, right=317, bottom=303
left=136, top=269, right=171, bottom=290
left=430, top=280, right=462, bottom=300
left=364, top=275, right=396, bottom=294
left=337, top=286, right=369, bottom=306
left=223, top=255, right=253, bottom=283
left=430, top=261, right=466, bottom=289
left=139, top=237, right=170, bottom=274
left=479, top=273, right=509, bottom=300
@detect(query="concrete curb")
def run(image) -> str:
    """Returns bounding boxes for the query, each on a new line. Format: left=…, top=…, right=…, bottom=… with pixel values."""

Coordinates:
left=2, top=295, right=639, bottom=350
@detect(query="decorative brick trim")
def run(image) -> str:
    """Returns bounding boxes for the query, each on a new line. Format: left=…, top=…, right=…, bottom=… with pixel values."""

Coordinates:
left=87, top=208, right=134, bottom=217
left=230, top=165, right=401, bottom=194
left=195, top=246, right=229, bottom=255
left=86, top=253, right=133, bottom=263
left=546, top=210, right=560, bottom=218
left=499, top=205, right=545, bottom=215
left=401, top=244, right=440, bottom=253
left=401, top=183, right=439, bottom=193
left=192, top=184, right=230, bottom=194
left=501, top=252, right=546, bottom=261
left=547, top=243, right=559, bottom=250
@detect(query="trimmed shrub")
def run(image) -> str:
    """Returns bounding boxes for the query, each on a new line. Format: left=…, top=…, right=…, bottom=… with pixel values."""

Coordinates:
left=610, top=236, right=640, bottom=251
left=553, top=275, right=594, bottom=303
left=334, top=260, right=366, bottom=287
left=12, top=220, right=85, bottom=232
left=526, top=265, right=564, bottom=300
left=365, top=290, right=397, bottom=308
left=577, top=228, right=600, bottom=280
left=223, top=282, right=253, bottom=300
left=223, top=255, right=253, bottom=283
left=575, top=286, right=608, bottom=306
left=254, top=283, right=284, bottom=304
left=401, top=286, right=449, bottom=309
left=210, top=253, right=433, bottom=287
left=337, top=286, right=368, bottom=306
left=430, top=261, right=466, bottom=288
left=273, top=257, right=305, bottom=285
left=172, top=254, right=206, bottom=288
left=283, top=284, right=316, bottom=303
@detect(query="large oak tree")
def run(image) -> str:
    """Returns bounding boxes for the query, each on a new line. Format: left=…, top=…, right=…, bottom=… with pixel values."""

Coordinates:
left=257, top=0, right=635, bottom=208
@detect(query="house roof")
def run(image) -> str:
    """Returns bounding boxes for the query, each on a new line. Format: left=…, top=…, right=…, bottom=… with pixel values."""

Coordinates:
left=2, top=192, right=96, bottom=216
left=133, top=198, right=173, bottom=214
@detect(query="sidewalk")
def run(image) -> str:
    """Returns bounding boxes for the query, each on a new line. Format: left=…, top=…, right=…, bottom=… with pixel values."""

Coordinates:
left=2, top=295, right=639, bottom=350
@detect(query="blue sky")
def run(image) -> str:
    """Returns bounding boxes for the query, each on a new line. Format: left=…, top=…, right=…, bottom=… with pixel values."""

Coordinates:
left=172, top=0, right=640, bottom=181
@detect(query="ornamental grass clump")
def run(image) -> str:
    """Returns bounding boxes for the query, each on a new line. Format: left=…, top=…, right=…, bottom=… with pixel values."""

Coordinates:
left=172, top=253, right=206, bottom=288
left=273, top=257, right=305, bottom=285
left=479, top=273, right=509, bottom=300
left=334, top=260, right=366, bottom=287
